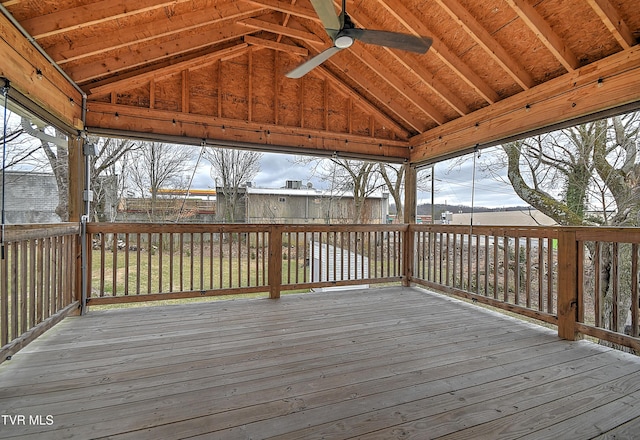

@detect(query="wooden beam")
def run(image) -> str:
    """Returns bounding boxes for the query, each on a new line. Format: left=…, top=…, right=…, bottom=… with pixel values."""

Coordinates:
left=244, top=0, right=321, bottom=22
left=434, top=0, right=535, bottom=90
left=403, top=164, right=416, bottom=287
left=67, top=135, right=84, bottom=222
left=48, top=4, right=265, bottom=64
left=85, top=102, right=411, bottom=160
left=343, top=4, right=469, bottom=116
left=587, top=0, right=635, bottom=49
left=505, top=0, right=580, bottom=71
left=69, top=24, right=253, bottom=83
left=22, top=0, right=193, bottom=39
left=86, top=44, right=249, bottom=96
left=0, top=12, right=82, bottom=130
left=409, top=46, right=640, bottom=164
left=347, top=43, right=447, bottom=125
left=244, top=35, right=308, bottom=56
left=237, top=18, right=324, bottom=43
left=375, top=0, right=499, bottom=104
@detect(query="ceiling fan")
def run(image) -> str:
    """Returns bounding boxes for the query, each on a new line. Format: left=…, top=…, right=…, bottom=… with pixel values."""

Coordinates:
left=286, top=0, right=432, bottom=79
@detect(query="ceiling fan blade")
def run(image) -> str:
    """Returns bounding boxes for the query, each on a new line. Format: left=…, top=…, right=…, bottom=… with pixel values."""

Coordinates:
left=310, top=0, right=341, bottom=35
left=285, top=46, right=342, bottom=79
left=344, top=28, right=432, bottom=54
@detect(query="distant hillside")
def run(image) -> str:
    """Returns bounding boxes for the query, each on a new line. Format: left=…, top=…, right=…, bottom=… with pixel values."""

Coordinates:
left=389, top=203, right=531, bottom=216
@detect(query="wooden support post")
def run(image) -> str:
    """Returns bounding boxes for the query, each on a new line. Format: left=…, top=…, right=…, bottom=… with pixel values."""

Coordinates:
left=67, top=135, right=84, bottom=315
left=268, top=226, right=283, bottom=299
left=557, top=229, right=579, bottom=340
left=403, top=164, right=417, bottom=287
left=67, top=135, right=84, bottom=223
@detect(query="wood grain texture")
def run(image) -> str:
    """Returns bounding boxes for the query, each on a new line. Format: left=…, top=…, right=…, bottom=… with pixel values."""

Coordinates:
left=0, top=286, right=638, bottom=439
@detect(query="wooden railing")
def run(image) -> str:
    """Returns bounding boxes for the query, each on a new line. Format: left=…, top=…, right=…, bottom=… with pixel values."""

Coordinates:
left=573, top=228, right=640, bottom=352
left=409, top=225, right=559, bottom=325
left=2, top=222, right=638, bottom=362
left=0, top=224, right=81, bottom=362
left=85, top=223, right=406, bottom=304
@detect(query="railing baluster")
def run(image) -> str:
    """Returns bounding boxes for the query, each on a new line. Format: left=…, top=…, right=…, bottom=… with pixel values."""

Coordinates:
left=10, top=242, right=18, bottom=340
left=136, top=233, right=141, bottom=295
left=631, top=243, right=638, bottom=337
left=124, top=234, right=129, bottom=296
left=147, top=233, right=152, bottom=294
left=612, top=242, right=619, bottom=332
left=538, top=237, right=544, bottom=311
left=20, top=241, right=28, bottom=334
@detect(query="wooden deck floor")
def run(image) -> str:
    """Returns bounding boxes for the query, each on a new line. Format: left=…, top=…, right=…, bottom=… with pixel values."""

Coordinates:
left=1, top=287, right=640, bottom=439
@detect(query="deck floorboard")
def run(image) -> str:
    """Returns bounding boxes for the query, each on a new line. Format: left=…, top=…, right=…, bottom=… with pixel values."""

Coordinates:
left=0, top=287, right=639, bottom=439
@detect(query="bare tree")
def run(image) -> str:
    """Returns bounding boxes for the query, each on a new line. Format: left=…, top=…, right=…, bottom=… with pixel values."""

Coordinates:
left=127, top=141, right=196, bottom=221
left=87, top=136, right=137, bottom=222
left=485, top=112, right=639, bottom=337
left=295, top=156, right=383, bottom=224
left=205, top=148, right=261, bottom=223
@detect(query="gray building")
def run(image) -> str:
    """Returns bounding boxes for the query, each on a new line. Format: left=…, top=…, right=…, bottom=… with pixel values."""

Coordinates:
left=0, top=171, right=61, bottom=224
left=216, top=181, right=389, bottom=224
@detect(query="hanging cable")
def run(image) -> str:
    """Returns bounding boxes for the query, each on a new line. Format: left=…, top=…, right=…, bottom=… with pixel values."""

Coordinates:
left=1, top=79, right=10, bottom=260
left=176, top=141, right=206, bottom=222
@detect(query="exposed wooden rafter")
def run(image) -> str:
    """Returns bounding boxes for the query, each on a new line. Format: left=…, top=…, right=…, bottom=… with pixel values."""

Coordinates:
left=504, top=0, right=579, bottom=71
left=375, top=0, right=500, bottom=104
left=69, top=23, right=254, bottom=83
left=22, top=0, right=194, bottom=39
left=237, top=17, right=324, bottom=43
left=434, top=0, right=535, bottom=90
left=244, top=35, right=308, bottom=56
left=48, top=3, right=265, bottom=64
left=587, top=0, right=635, bottom=49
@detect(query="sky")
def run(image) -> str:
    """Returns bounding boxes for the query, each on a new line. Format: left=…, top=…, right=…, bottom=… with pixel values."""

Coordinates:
left=190, top=147, right=527, bottom=209
left=4, top=109, right=526, bottom=208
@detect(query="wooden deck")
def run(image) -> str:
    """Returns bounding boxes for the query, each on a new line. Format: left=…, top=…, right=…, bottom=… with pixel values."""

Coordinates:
left=1, top=287, right=640, bottom=439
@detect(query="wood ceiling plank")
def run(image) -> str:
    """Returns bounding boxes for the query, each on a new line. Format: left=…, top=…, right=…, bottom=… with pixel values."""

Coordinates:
left=435, top=0, right=535, bottom=90
left=410, top=46, right=640, bottom=164
left=314, top=66, right=410, bottom=136
left=68, top=24, right=254, bottom=83
left=87, top=44, right=249, bottom=95
left=243, top=0, right=321, bottom=23
left=318, top=50, right=428, bottom=133
left=347, top=44, right=447, bottom=125
left=375, top=0, right=499, bottom=104
left=21, top=0, right=193, bottom=39
left=505, top=0, right=579, bottom=71
left=48, top=3, right=265, bottom=64
left=244, top=35, right=308, bottom=56
left=586, top=0, right=635, bottom=49
left=237, top=17, right=324, bottom=43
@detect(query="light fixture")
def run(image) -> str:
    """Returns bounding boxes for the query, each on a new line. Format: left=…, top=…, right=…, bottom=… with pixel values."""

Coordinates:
left=334, top=35, right=353, bottom=49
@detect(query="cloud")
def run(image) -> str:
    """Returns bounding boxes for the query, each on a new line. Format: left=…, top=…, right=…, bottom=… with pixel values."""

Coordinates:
left=191, top=149, right=526, bottom=208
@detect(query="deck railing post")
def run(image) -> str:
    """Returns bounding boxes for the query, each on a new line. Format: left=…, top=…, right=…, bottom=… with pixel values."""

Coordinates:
left=403, top=225, right=414, bottom=287
left=268, top=225, right=283, bottom=299
left=403, top=164, right=417, bottom=287
left=557, top=228, right=579, bottom=340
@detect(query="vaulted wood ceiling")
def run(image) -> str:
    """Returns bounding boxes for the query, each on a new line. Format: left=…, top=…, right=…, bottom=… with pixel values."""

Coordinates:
left=1, top=0, right=639, bottom=164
